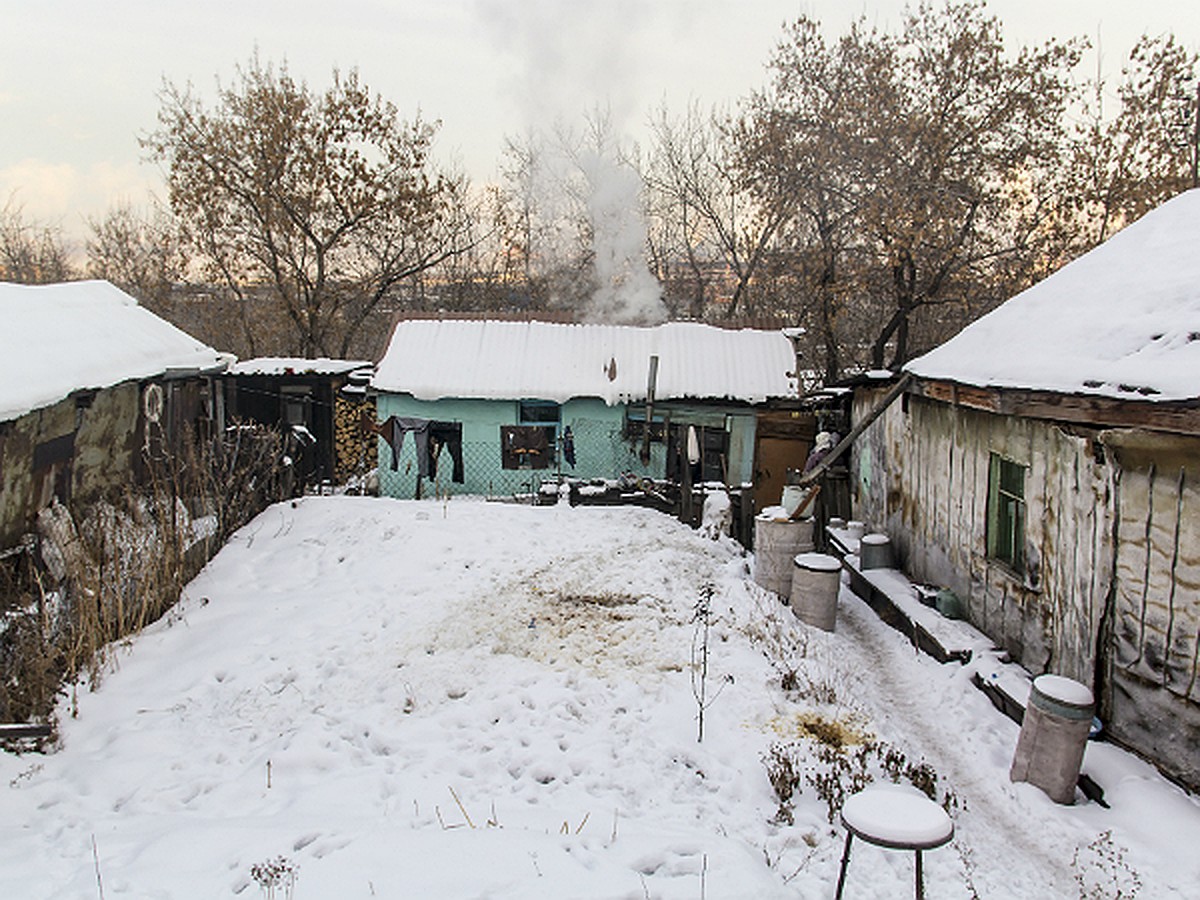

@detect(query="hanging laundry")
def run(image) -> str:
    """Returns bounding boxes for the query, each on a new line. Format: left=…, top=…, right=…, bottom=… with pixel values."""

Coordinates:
left=371, top=416, right=431, bottom=473
left=562, top=425, right=576, bottom=468
left=687, top=425, right=700, bottom=465
left=686, top=424, right=703, bottom=483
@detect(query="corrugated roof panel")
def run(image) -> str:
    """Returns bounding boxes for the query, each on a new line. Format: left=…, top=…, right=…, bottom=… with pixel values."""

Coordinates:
left=373, top=319, right=797, bottom=404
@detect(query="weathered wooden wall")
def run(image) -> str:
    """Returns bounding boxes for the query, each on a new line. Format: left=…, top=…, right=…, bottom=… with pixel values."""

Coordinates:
left=0, top=385, right=139, bottom=548
left=854, top=386, right=1200, bottom=789
left=0, top=377, right=220, bottom=550
left=854, top=389, right=1110, bottom=683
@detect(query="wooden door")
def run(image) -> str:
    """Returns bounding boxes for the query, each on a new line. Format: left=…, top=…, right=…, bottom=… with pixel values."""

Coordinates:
left=753, top=412, right=816, bottom=512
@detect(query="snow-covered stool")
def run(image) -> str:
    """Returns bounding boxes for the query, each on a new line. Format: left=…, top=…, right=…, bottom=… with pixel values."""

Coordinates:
left=834, top=783, right=954, bottom=900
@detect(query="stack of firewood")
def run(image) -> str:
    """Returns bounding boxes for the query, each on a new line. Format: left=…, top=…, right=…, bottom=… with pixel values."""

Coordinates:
left=334, top=396, right=377, bottom=482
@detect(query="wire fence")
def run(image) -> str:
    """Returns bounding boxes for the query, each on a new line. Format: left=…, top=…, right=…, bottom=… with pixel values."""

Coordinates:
left=375, top=417, right=667, bottom=500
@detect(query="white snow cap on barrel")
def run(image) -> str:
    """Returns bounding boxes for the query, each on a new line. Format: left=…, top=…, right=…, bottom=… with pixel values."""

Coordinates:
left=1033, top=674, right=1094, bottom=707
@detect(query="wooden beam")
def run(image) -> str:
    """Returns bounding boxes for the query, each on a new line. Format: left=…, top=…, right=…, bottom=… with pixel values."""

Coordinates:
left=911, top=378, right=1200, bottom=436
left=798, top=373, right=913, bottom=487
left=0, top=723, right=52, bottom=740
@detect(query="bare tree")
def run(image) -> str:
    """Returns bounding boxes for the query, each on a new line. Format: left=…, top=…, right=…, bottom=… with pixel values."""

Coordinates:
left=737, top=3, right=1080, bottom=374
left=1067, top=34, right=1200, bottom=249
left=735, top=16, right=883, bottom=380
left=143, top=56, right=469, bottom=358
left=858, top=3, right=1081, bottom=367
left=646, top=101, right=794, bottom=322
left=85, top=202, right=183, bottom=307
left=0, top=200, right=76, bottom=284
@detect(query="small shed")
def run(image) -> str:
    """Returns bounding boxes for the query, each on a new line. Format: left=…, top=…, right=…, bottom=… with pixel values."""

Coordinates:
left=853, top=189, right=1200, bottom=789
left=370, top=317, right=799, bottom=500
left=224, top=358, right=374, bottom=489
left=0, top=280, right=229, bottom=548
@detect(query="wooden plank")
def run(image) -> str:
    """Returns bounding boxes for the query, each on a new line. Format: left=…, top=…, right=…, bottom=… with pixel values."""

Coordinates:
left=825, top=528, right=969, bottom=664
left=0, top=723, right=52, bottom=740
left=756, top=411, right=817, bottom=440
left=913, top=378, right=1200, bottom=435
left=799, top=373, right=913, bottom=487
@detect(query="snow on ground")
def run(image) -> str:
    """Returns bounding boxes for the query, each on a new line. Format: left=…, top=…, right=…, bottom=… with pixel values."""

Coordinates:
left=2, top=496, right=1198, bottom=898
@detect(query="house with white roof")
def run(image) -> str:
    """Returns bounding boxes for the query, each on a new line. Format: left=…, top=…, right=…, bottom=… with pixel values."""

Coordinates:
left=851, top=189, right=1200, bottom=789
left=371, top=318, right=802, bottom=504
left=0, top=280, right=229, bottom=547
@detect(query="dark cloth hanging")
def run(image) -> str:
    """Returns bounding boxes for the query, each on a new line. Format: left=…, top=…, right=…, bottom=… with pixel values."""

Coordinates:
left=376, top=417, right=431, bottom=473
left=427, top=420, right=465, bottom=483
left=562, top=426, right=576, bottom=468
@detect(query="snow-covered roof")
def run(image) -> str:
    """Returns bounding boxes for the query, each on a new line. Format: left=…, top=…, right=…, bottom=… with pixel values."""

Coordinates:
left=906, top=189, right=1200, bottom=402
left=0, top=280, right=228, bottom=422
left=372, top=319, right=798, bottom=404
left=229, top=357, right=373, bottom=377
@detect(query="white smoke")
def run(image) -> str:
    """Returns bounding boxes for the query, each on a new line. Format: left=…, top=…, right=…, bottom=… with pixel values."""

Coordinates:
left=475, top=0, right=667, bottom=325
left=577, top=146, right=665, bottom=325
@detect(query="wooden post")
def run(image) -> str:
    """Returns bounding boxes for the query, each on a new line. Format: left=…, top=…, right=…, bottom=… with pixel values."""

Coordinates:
left=641, top=355, right=659, bottom=466
left=680, top=432, right=693, bottom=525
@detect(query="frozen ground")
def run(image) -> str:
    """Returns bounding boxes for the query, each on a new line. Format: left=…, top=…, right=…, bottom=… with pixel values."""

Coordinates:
left=2, top=496, right=1197, bottom=898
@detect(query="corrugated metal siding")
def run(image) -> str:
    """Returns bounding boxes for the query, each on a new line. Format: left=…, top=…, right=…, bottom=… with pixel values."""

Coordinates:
left=1105, top=432, right=1200, bottom=788
left=372, top=320, right=796, bottom=404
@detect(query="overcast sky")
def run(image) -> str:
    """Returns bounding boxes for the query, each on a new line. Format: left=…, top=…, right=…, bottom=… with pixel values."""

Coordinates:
left=2, top=0, right=1198, bottom=240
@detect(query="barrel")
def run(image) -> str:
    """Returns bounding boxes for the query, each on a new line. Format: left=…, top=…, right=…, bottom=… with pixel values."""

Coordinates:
left=790, top=552, right=841, bottom=631
left=860, top=533, right=893, bottom=569
left=1009, top=674, right=1095, bottom=804
left=753, top=516, right=815, bottom=598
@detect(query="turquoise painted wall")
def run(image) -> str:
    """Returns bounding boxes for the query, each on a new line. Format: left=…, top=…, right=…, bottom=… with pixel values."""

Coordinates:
left=659, top=403, right=757, bottom=489
left=374, top=393, right=759, bottom=499
left=375, top=394, right=671, bottom=498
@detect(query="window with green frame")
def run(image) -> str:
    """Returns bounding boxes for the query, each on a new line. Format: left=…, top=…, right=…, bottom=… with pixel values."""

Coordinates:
left=986, top=453, right=1026, bottom=573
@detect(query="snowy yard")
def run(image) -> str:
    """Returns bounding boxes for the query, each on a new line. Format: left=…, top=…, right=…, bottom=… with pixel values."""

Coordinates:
left=2, top=496, right=1198, bottom=898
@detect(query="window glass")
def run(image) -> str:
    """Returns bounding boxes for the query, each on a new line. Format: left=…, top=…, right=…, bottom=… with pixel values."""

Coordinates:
left=624, top=404, right=666, bottom=443
left=987, top=453, right=1026, bottom=573
left=518, top=400, right=560, bottom=425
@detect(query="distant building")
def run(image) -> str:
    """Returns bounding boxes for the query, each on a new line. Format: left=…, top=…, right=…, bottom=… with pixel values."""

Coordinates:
left=370, top=317, right=802, bottom=503
left=224, top=358, right=374, bottom=490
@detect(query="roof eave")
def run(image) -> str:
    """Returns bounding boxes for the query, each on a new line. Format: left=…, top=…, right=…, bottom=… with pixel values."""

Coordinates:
left=904, top=376, right=1200, bottom=436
